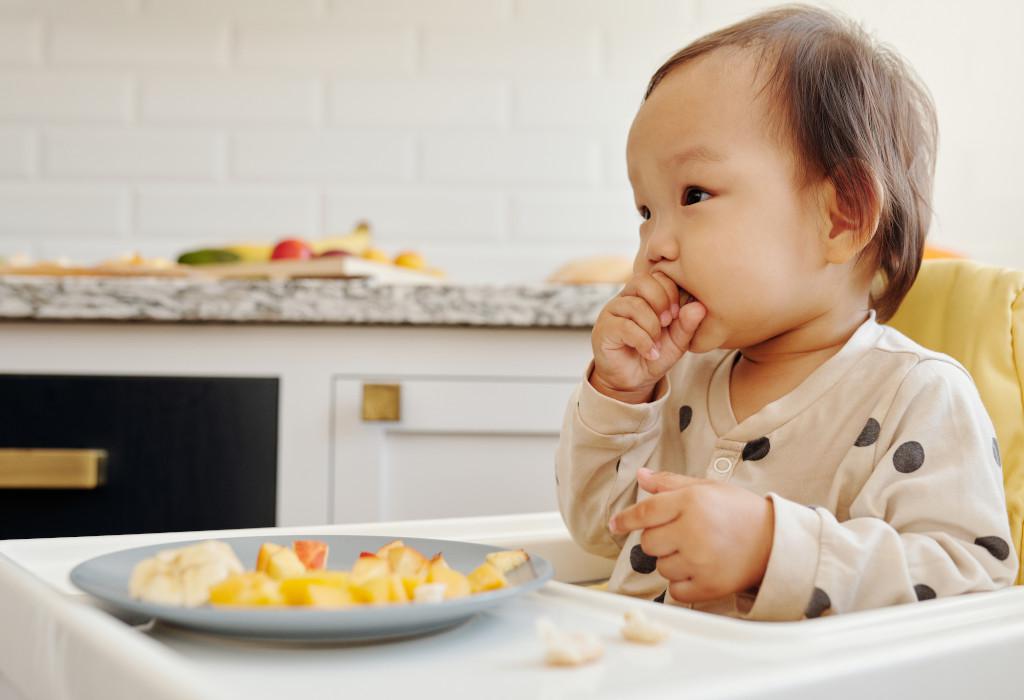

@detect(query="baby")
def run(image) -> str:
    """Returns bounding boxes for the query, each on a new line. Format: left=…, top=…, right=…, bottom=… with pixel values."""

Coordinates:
left=556, top=5, right=1017, bottom=620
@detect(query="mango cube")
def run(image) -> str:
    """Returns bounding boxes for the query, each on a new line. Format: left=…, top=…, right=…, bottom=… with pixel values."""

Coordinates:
left=467, top=562, right=508, bottom=594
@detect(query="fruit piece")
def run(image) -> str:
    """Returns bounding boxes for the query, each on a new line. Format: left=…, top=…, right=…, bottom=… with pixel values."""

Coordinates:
left=223, top=243, right=273, bottom=262
left=485, top=549, right=529, bottom=573
left=388, top=574, right=410, bottom=603
left=255, top=542, right=284, bottom=574
left=427, top=554, right=470, bottom=599
left=375, top=539, right=405, bottom=559
left=292, top=540, right=328, bottom=570
left=393, top=251, right=425, bottom=270
left=306, top=583, right=355, bottom=608
left=129, top=540, right=244, bottom=607
left=209, top=572, right=284, bottom=606
left=467, top=562, right=508, bottom=594
left=386, top=545, right=428, bottom=577
left=413, top=582, right=447, bottom=603
left=177, top=248, right=241, bottom=266
left=621, top=609, right=669, bottom=644
left=266, top=546, right=307, bottom=580
left=279, top=572, right=353, bottom=606
left=362, top=247, right=390, bottom=263
left=400, top=568, right=428, bottom=598
left=351, top=575, right=391, bottom=604
left=352, top=553, right=391, bottom=582
left=311, top=221, right=371, bottom=256
left=317, top=249, right=351, bottom=258
left=270, top=238, right=313, bottom=261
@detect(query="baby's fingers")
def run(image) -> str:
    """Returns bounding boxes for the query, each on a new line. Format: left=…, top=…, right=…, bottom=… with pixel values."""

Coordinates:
left=607, top=296, right=663, bottom=348
left=604, top=316, right=661, bottom=361
left=622, top=274, right=674, bottom=327
left=666, top=301, right=706, bottom=352
left=608, top=493, right=681, bottom=535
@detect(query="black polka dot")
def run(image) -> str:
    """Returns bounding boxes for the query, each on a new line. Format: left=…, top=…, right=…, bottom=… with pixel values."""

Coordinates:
left=893, top=441, right=925, bottom=473
left=804, top=587, right=831, bottom=618
left=653, top=590, right=666, bottom=604
left=742, top=437, right=770, bottom=461
left=975, top=536, right=1011, bottom=561
left=914, top=584, right=937, bottom=601
left=679, top=405, right=693, bottom=432
left=615, top=458, right=620, bottom=473
left=994, top=437, right=1002, bottom=468
left=629, top=544, right=658, bottom=574
left=855, top=418, right=880, bottom=447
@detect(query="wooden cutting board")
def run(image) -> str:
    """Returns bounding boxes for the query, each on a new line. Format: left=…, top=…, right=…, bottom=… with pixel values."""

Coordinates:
left=0, top=257, right=443, bottom=284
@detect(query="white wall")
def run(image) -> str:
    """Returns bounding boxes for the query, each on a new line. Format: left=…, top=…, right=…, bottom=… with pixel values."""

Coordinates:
left=0, top=0, right=1020, bottom=281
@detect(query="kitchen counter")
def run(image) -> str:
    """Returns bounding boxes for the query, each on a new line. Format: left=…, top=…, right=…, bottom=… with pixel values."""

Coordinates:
left=0, top=275, right=618, bottom=328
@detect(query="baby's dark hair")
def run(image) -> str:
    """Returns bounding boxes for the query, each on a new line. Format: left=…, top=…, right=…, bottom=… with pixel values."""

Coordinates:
left=646, top=4, right=938, bottom=322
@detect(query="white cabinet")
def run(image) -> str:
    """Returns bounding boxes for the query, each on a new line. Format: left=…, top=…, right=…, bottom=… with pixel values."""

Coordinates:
left=331, top=376, right=579, bottom=523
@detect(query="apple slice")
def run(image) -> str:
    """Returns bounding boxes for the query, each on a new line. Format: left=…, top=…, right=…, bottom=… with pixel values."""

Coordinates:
left=292, top=540, right=329, bottom=570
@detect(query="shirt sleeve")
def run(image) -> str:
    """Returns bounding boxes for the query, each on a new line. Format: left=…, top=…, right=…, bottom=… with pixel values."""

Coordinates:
left=555, top=361, right=670, bottom=559
left=742, top=359, right=1017, bottom=621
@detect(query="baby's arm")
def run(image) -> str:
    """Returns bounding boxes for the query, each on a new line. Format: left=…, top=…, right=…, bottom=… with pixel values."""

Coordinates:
left=555, top=363, right=671, bottom=559
left=742, top=360, right=1017, bottom=621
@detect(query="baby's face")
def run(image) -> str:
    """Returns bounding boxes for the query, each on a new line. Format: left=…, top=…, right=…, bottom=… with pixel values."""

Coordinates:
left=626, top=49, right=830, bottom=354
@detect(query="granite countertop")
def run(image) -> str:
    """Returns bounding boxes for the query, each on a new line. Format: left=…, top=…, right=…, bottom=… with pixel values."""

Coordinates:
left=0, top=276, right=618, bottom=328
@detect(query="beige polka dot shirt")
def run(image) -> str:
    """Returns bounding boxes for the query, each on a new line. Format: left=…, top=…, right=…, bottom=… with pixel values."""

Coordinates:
left=556, top=310, right=1017, bottom=620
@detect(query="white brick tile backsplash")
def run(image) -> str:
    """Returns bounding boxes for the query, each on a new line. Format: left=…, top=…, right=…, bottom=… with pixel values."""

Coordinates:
left=232, top=131, right=415, bottom=182
left=0, top=19, right=41, bottom=65
left=510, top=189, right=638, bottom=244
left=421, top=132, right=601, bottom=185
left=0, top=129, right=33, bottom=177
left=330, top=80, right=506, bottom=127
left=514, top=80, right=640, bottom=128
left=0, top=0, right=1014, bottom=276
left=329, top=0, right=511, bottom=23
left=43, top=129, right=223, bottom=179
left=421, top=24, right=601, bottom=78
left=0, top=72, right=131, bottom=122
left=137, top=186, right=318, bottom=238
left=50, top=19, right=228, bottom=67
left=140, top=76, right=322, bottom=125
left=0, top=185, right=128, bottom=236
left=235, top=22, right=415, bottom=75
left=325, top=187, right=504, bottom=241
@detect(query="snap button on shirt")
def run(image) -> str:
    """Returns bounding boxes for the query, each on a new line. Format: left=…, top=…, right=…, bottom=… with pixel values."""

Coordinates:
left=713, top=457, right=733, bottom=474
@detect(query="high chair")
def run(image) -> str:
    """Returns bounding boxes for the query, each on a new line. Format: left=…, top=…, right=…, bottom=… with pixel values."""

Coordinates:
left=887, top=258, right=1024, bottom=583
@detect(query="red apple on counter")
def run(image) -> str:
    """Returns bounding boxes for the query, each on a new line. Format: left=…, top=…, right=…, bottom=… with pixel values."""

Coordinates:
left=271, top=238, right=313, bottom=260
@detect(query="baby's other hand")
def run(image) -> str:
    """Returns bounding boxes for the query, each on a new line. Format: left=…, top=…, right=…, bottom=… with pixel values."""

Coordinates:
left=590, top=271, right=706, bottom=403
left=608, top=468, right=774, bottom=603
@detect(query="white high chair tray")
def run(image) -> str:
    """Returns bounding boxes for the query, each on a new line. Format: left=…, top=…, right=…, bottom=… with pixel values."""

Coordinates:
left=1, top=512, right=1022, bottom=700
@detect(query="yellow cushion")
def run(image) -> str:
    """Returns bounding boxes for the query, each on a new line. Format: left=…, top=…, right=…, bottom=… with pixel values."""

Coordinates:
left=887, top=259, right=1024, bottom=583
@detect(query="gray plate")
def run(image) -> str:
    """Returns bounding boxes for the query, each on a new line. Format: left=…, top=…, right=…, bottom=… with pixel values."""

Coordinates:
left=70, top=534, right=554, bottom=642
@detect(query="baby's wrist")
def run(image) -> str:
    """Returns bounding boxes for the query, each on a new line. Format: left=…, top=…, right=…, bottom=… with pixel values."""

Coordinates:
left=588, top=368, right=657, bottom=404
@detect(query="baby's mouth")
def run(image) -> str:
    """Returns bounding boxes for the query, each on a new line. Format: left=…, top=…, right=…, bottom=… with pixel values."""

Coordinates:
left=679, top=287, right=698, bottom=306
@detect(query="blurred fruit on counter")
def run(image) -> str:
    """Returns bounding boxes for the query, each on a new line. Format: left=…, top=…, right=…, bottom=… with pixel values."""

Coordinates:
left=361, top=247, right=390, bottom=263
left=547, top=255, right=633, bottom=284
left=270, top=238, right=314, bottom=261
left=177, top=249, right=241, bottom=266
left=311, top=220, right=371, bottom=256
left=393, top=251, right=425, bottom=270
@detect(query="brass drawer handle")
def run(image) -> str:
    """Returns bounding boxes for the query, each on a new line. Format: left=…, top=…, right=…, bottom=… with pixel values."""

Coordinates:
left=362, top=383, right=401, bottom=422
left=0, top=449, right=107, bottom=489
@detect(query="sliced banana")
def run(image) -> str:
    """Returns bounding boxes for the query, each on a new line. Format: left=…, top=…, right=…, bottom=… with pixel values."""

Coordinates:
left=129, top=540, right=244, bottom=607
left=621, top=609, right=670, bottom=644
left=536, top=617, right=604, bottom=666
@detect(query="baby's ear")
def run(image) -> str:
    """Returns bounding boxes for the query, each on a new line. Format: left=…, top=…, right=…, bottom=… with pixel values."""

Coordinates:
left=820, top=160, right=884, bottom=265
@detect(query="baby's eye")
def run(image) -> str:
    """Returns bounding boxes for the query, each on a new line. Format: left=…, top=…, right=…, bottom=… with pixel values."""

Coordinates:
left=637, top=205, right=651, bottom=221
left=682, top=187, right=711, bottom=206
